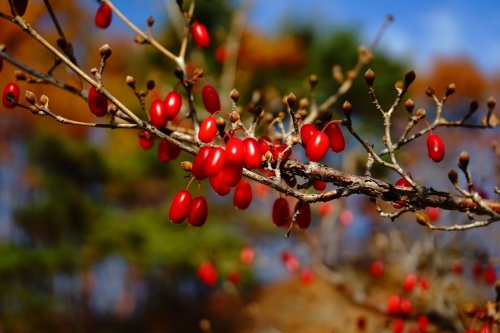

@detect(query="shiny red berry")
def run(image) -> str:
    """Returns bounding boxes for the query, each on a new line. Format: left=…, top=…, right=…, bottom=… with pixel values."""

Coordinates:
left=399, top=297, right=412, bottom=315
left=149, top=99, right=168, bottom=129
left=209, top=170, right=231, bottom=196
left=295, top=202, right=311, bottom=229
left=392, top=318, right=405, bottom=333
left=198, top=117, right=217, bottom=143
left=204, top=147, right=226, bottom=176
left=226, top=137, right=245, bottom=164
left=192, top=146, right=211, bottom=180
left=234, top=181, right=252, bottom=210
left=270, top=143, right=291, bottom=162
left=257, top=136, right=271, bottom=155
left=272, top=197, right=290, bottom=227
left=87, top=86, right=108, bottom=117
left=11, top=0, right=28, bottom=16
left=305, top=131, right=329, bottom=162
left=2, top=82, right=20, bottom=108
left=312, top=180, right=326, bottom=191
left=201, top=85, right=220, bottom=113
left=169, top=190, right=192, bottom=223
left=164, top=91, right=182, bottom=120
left=324, top=122, right=345, bottom=152
left=403, top=273, right=418, bottom=293
left=243, top=137, right=262, bottom=169
left=386, top=294, right=401, bottom=315
left=158, top=140, right=181, bottom=163
left=221, top=162, right=242, bottom=187
left=300, top=124, right=318, bottom=145
left=188, top=196, right=208, bottom=227
left=426, top=134, right=445, bottom=162
left=138, top=130, right=155, bottom=150
left=370, top=259, right=384, bottom=278
left=95, top=3, right=112, bottom=29
left=191, top=21, right=210, bottom=48
left=394, top=177, right=412, bottom=208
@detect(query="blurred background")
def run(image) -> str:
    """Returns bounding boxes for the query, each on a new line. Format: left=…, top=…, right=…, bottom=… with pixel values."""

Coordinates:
left=0, top=1, right=499, bottom=332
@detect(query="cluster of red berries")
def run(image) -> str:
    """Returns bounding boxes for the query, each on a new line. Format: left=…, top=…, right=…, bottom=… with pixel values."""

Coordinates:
left=300, top=122, right=345, bottom=162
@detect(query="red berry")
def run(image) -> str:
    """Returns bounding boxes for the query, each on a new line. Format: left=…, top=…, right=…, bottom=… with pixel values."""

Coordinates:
left=95, top=3, right=112, bottom=29
left=221, top=162, right=242, bottom=187
left=240, top=246, right=255, bottom=265
left=226, top=137, right=245, bottom=164
left=386, top=294, right=401, bottom=315
left=392, top=318, right=405, bottom=333
left=399, top=297, right=412, bottom=315
left=192, top=146, right=212, bottom=180
left=318, top=202, right=332, bottom=218
left=11, top=0, right=28, bottom=16
left=138, top=130, right=155, bottom=150
left=295, top=202, right=311, bottom=229
left=214, top=46, right=228, bottom=63
left=197, top=261, right=217, bottom=287
left=272, top=197, right=290, bottom=227
left=188, top=196, right=208, bottom=227
left=417, top=315, right=429, bottom=333
left=403, top=273, right=418, bottom=293
left=270, top=143, right=291, bottom=162
left=426, top=134, right=445, bottom=162
left=164, top=91, right=182, bottom=120
left=324, top=122, right=345, bottom=152
left=191, top=21, right=210, bottom=48
left=87, top=86, right=108, bottom=117
left=150, top=99, right=169, bottom=129
left=201, top=85, right=220, bottom=113
left=312, top=180, right=326, bottom=191
left=243, top=137, right=262, bottom=169
left=300, top=124, right=318, bottom=145
left=305, top=131, right=329, bottom=162
left=370, top=259, right=384, bottom=278
left=425, top=207, right=440, bottom=221
left=2, top=82, right=20, bottom=108
left=257, top=136, right=271, bottom=155
left=394, top=177, right=412, bottom=208
left=198, top=117, right=218, bottom=143
left=281, top=250, right=300, bottom=273
left=484, top=265, right=496, bottom=285
left=234, top=181, right=252, bottom=210
left=169, top=190, right=192, bottom=223
left=204, top=147, right=226, bottom=176
left=209, top=170, right=231, bottom=196
left=300, top=268, right=315, bottom=285
left=158, top=140, right=181, bottom=163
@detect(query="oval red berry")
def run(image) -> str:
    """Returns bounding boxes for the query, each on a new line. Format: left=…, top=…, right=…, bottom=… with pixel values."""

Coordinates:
left=2, top=82, right=20, bottom=108
left=324, top=122, right=345, bottom=153
left=191, top=21, right=210, bottom=48
left=188, top=196, right=208, bottom=227
left=95, top=3, right=112, bottom=29
left=305, top=131, right=329, bottom=162
left=243, top=137, right=262, bottom=169
left=158, top=140, right=181, bottom=163
left=88, top=86, right=108, bottom=117
left=272, top=197, right=290, bottom=227
left=201, top=85, right=220, bottom=114
left=426, top=134, right=445, bottom=162
left=198, top=117, right=217, bottom=143
left=149, top=99, right=168, bottom=129
left=234, top=181, right=252, bottom=210
left=138, top=130, right=155, bottom=150
left=169, top=190, right=192, bottom=223
left=164, top=91, right=182, bottom=120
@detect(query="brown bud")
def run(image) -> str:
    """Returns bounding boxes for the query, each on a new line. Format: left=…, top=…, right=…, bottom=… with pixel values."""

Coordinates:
left=416, top=212, right=430, bottom=226
left=415, top=108, right=426, bottom=119
left=448, top=169, right=458, bottom=184
left=147, top=16, right=155, bottom=27
left=298, top=109, right=307, bottom=119
left=25, top=91, right=36, bottom=105
left=264, top=151, right=273, bottom=160
left=146, top=80, right=155, bottom=90
left=40, top=94, right=49, bottom=106
left=286, top=93, right=297, bottom=108
left=332, top=65, right=344, bottom=83
left=364, top=69, right=375, bottom=86
left=292, top=137, right=300, bottom=144
left=425, top=87, right=435, bottom=97
left=99, top=44, right=112, bottom=60
left=263, top=112, right=274, bottom=124
left=229, top=111, right=240, bottom=123
left=342, top=100, right=352, bottom=118
left=404, top=99, right=415, bottom=113
left=462, top=303, right=478, bottom=318
left=134, top=35, right=144, bottom=44
left=278, top=111, right=286, bottom=120
left=298, top=98, right=308, bottom=110
left=487, top=96, right=496, bottom=110
left=181, top=161, right=192, bottom=171
left=14, top=70, right=27, bottom=81
left=386, top=15, right=394, bottom=22
left=395, top=80, right=404, bottom=92
left=445, top=83, right=456, bottom=96
left=404, top=70, right=416, bottom=87
left=108, top=104, right=118, bottom=113
left=347, top=70, right=356, bottom=81
left=308, top=74, right=318, bottom=89
left=216, top=116, right=226, bottom=130
left=457, top=151, right=469, bottom=171
left=230, top=89, right=239, bottom=103
left=125, top=75, right=136, bottom=89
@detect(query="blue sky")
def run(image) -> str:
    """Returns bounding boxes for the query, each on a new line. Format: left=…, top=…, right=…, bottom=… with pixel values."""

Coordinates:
left=91, top=0, right=500, bottom=73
